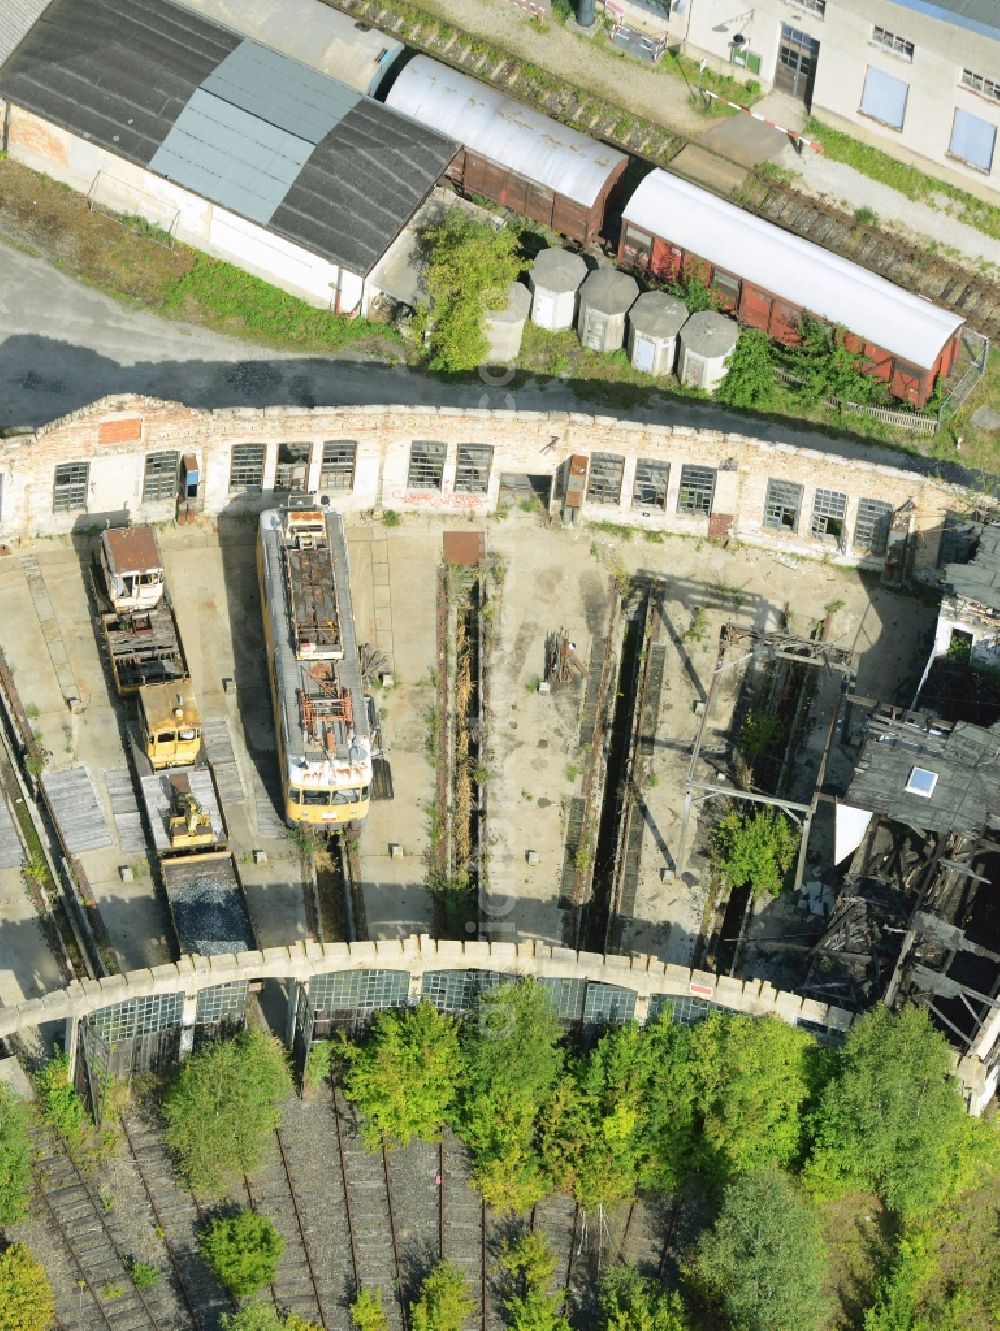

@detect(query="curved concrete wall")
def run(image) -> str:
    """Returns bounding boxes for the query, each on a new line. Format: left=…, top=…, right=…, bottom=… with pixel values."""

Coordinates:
left=0, top=394, right=985, bottom=573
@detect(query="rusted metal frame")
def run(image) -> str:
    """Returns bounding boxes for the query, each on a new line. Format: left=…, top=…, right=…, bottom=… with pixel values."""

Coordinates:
left=572, top=582, right=621, bottom=906
left=434, top=564, right=451, bottom=888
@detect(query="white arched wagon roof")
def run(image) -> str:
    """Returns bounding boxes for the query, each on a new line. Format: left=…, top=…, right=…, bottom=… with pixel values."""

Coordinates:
left=385, top=55, right=627, bottom=209
left=623, top=170, right=964, bottom=370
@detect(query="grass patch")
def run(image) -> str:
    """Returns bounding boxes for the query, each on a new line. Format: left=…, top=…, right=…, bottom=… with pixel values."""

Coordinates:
left=805, top=117, right=1000, bottom=240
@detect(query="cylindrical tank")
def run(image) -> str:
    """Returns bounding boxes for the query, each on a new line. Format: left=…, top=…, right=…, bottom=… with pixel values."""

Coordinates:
left=678, top=310, right=739, bottom=392
left=576, top=269, right=639, bottom=353
left=484, top=282, right=531, bottom=363
left=627, top=291, right=688, bottom=376
left=529, top=248, right=588, bottom=332
left=577, top=0, right=596, bottom=26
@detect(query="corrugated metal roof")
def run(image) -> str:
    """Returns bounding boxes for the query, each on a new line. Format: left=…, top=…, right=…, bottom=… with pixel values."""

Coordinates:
left=385, top=54, right=627, bottom=209
left=890, top=0, right=1000, bottom=41
left=623, top=171, right=963, bottom=369
left=172, top=0, right=403, bottom=96
left=0, top=0, right=52, bottom=66
left=0, top=0, right=458, bottom=276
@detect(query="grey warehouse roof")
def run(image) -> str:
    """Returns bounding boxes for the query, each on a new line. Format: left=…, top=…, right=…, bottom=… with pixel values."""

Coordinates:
left=892, top=0, right=1000, bottom=41
left=845, top=714, right=1000, bottom=837
left=0, top=0, right=52, bottom=65
left=944, top=524, right=1000, bottom=610
left=0, top=0, right=458, bottom=275
left=172, top=0, right=403, bottom=96
left=624, top=171, right=964, bottom=369
left=386, top=55, right=627, bottom=208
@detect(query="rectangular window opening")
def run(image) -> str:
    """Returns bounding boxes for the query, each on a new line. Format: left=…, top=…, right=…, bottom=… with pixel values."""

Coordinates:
left=53, top=461, right=89, bottom=513
left=408, top=440, right=446, bottom=491
left=320, top=440, right=356, bottom=492
left=141, top=451, right=178, bottom=504
left=854, top=498, right=893, bottom=555
left=961, top=68, right=1000, bottom=103
left=632, top=459, right=669, bottom=511
left=860, top=64, right=910, bottom=129
left=677, top=465, right=715, bottom=516
left=230, top=444, right=266, bottom=494
left=275, top=441, right=311, bottom=491
left=587, top=453, right=625, bottom=506
left=810, top=488, right=847, bottom=542
left=455, top=443, right=492, bottom=494
left=871, top=25, right=914, bottom=60
left=764, top=478, right=803, bottom=533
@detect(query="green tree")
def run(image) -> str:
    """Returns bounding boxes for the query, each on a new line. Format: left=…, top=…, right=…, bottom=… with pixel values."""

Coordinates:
left=0, top=1243, right=56, bottom=1331
left=695, top=1169, right=830, bottom=1331
left=35, top=1052, right=86, bottom=1143
left=416, top=209, right=521, bottom=372
left=712, top=807, right=799, bottom=900
left=199, top=1209, right=284, bottom=1298
left=410, top=1261, right=474, bottom=1331
left=499, top=1232, right=570, bottom=1331
left=164, top=1028, right=291, bottom=1195
left=221, top=1307, right=284, bottom=1331
left=342, top=1000, right=461, bottom=1148
left=786, top=318, right=890, bottom=408
left=0, top=1082, right=31, bottom=1224
left=715, top=329, right=778, bottom=411
left=804, top=1005, right=996, bottom=1218
left=351, top=1289, right=389, bottom=1331
left=457, top=979, right=563, bottom=1212
left=597, top=1265, right=688, bottom=1331
left=689, top=1012, right=815, bottom=1180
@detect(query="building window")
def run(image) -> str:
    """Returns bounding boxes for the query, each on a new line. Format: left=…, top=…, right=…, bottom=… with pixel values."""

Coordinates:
left=854, top=498, right=893, bottom=555
left=949, top=107, right=997, bottom=172
left=860, top=65, right=909, bottom=129
left=455, top=444, right=492, bottom=494
left=141, top=451, right=178, bottom=503
left=408, top=440, right=445, bottom=490
left=784, top=0, right=824, bottom=13
left=905, top=766, right=938, bottom=797
left=871, top=26, right=914, bottom=60
left=961, top=68, right=1000, bottom=104
left=320, top=441, right=356, bottom=491
left=52, top=461, right=89, bottom=513
left=764, top=479, right=803, bottom=532
left=810, top=488, right=847, bottom=542
left=274, top=442, right=312, bottom=491
left=230, top=444, right=265, bottom=493
left=632, top=459, right=669, bottom=510
left=677, top=465, right=715, bottom=516
left=586, top=453, right=624, bottom=506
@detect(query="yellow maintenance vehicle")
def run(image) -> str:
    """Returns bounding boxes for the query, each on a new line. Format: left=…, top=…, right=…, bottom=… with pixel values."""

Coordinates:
left=94, top=524, right=202, bottom=771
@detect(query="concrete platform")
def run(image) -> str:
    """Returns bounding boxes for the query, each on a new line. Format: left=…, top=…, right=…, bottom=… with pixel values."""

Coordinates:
left=670, top=144, right=748, bottom=193
left=696, top=112, right=791, bottom=169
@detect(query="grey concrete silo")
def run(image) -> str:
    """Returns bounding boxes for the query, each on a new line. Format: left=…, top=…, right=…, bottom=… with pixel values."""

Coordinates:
left=577, top=269, right=639, bottom=353
left=484, top=282, right=531, bottom=363
left=627, top=291, right=688, bottom=376
left=678, top=310, right=740, bottom=392
left=529, top=249, right=588, bottom=332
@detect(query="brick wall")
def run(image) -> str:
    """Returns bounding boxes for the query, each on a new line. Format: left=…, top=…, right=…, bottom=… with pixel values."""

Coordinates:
left=0, top=393, right=981, bottom=571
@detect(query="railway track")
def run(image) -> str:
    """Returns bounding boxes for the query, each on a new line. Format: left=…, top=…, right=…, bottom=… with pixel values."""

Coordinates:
left=739, top=176, right=1000, bottom=339
left=438, top=1131, right=488, bottom=1331
left=119, top=1112, right=232, bottom=1331
left=333, top=1087, right=407, bottom=1331
left=243, top=1128, right=328, bottom=1324
left=30, top=1124, right=179, bottom=1331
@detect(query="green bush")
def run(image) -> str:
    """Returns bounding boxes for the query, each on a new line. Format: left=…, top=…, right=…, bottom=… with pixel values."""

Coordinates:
left=199, top=1209, right=284, bottom=1298
left=712, top=807, right=799, bottom=899
left=410, top=1261, right=474, bottom=1331
left=351, top=1289, right=389, bottom=1331
left=35, top=1052, right=87, bottom=1143
left=0, top=1082, right=31, bottom=1224
left=129, top=1261, right=159, bottom=1290
left=0, top=1244, right=56, bottom=1331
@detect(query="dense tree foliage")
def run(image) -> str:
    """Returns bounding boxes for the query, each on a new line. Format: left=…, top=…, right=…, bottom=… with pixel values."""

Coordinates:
left=597, top=1265, right=688, bottom=1331
left=0, top=1243, right=55, bottom=1331
left=0, top=1082, right=31, bottom=1224
left=689, top=1012, right=814, bottom=1180
left=457, top=979, right=564, bottom=1211
left=804, top=1005, right=996, bottom=1218
left=711, top=808, right=799, bottom=900
left=221, top=1306, right=320, bottom=1331
left=695, top=1169, right=830, bottom=1331
left=35, top=1052, right=86, bottom=1143
left=199, top=1209, right=284, bottom=1298
left=715, top=330, right=778, bottom=411
left=410, top=1261, right=474, bottom=1331
left=164, top=1028, right=291, bottom=1195
left=415, top=209, right=521, bottom=372
left=342, top=1000, right=461, bottom=1148
left=499, top=1232, right=571, bottom=1331
left=351, top=1289, right=389, bottom=1331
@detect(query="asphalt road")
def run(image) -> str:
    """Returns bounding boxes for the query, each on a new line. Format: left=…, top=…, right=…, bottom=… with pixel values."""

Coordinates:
left=0, top=245, right=968, bottom=482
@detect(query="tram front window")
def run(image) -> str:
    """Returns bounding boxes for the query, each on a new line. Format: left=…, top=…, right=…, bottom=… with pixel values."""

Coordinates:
left=331, top=788, right=362, bottom=806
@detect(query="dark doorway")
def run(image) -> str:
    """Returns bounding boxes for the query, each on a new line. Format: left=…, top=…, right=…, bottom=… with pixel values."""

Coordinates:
left=499, top=473, right=553, bottom=509
left=775, top=24, right=820, bottom=104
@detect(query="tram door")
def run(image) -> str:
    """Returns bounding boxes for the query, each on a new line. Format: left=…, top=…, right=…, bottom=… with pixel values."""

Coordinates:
left=775, top=24, right=820, bottom=105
